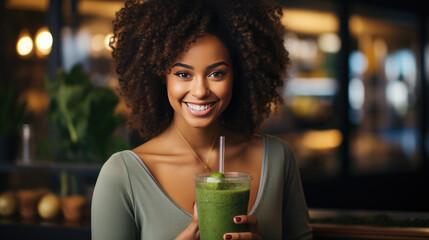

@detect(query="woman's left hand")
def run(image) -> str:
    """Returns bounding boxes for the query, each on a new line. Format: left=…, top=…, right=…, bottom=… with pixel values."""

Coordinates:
left=175, top=202, right=200, bottom=240
left=223, top=215, right=261, bottom=240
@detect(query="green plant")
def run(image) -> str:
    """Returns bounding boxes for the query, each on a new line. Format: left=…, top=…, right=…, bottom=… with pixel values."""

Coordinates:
left=43, top=64, right=129, bottom=163
left=0, top=82, right=30, bottom=136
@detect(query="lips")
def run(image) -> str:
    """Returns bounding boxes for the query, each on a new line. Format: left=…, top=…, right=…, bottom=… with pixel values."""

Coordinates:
left=186, top=103, right=213, bottom=111
left=184, top=102, right=216, bottom=116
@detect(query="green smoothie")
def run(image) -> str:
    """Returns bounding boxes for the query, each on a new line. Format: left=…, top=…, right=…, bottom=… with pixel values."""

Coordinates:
left=195, top=172, right=252, bottom=240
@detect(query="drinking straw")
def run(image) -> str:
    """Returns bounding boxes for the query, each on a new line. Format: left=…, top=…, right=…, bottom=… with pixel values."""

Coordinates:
left=219, top=136, right=225, bottom=174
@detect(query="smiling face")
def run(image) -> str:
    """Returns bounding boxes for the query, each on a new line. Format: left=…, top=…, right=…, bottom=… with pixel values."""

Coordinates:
left=165, top=34, right=233, bottom=129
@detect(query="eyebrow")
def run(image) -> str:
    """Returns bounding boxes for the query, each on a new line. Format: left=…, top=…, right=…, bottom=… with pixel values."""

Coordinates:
left=171, top=61, right=229, bottom=70
left=171, top=63, right=194, bottom=70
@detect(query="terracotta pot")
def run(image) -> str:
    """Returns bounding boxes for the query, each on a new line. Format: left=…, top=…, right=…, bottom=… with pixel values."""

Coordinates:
left=16, top=189, right=48, bottom=219
left=61, top=195, right=86, bottom=221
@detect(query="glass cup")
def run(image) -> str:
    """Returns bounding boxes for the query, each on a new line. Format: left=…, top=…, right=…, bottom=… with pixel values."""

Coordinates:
left=194, top=172, right=252, bottom=240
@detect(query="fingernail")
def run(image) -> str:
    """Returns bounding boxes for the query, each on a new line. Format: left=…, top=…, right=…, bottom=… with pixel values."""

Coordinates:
left=234, top=216, right=242, bottom=223
left=224, top=234, right=232, bottom=240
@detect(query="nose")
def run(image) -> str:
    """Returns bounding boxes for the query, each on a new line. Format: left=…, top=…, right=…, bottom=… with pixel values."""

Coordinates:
left=190, top=76, right=210, bottom=98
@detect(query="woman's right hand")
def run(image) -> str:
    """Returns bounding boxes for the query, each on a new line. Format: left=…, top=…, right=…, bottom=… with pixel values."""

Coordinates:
left=175, top=202, right=200, bottom=240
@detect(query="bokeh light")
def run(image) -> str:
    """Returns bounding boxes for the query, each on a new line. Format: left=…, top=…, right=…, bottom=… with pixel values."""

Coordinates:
left=386, top=80, right=409, bottom=116
left=17, top=31, right=33, bottom=56
left=105, top=33, right=114, bottom=51
left=91, top=34, right=105, bottom=54
left=349, top=50, right=368, bottom=76
left=384, top=49, right=416, bottom=89
left=35, top=27, right=53, bottom=56
left=318, top=33, right=341, bottom=53
left=349, top=77, right=365, bottom=110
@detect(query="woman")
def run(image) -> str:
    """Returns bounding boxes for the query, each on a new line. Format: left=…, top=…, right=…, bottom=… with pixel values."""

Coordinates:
left=91, top=0, right=313, bottom=239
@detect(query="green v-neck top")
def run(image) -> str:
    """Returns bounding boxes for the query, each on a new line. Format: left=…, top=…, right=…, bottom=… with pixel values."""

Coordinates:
left=91, top=134, right=313, bottom=240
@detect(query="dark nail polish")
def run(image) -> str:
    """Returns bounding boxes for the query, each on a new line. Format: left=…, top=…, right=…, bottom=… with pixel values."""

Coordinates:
left=224, top=234, right=232, bottom=240
left=234, top=216, right=242, bottom=223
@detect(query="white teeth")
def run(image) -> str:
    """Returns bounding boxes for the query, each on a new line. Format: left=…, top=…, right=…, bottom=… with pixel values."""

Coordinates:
left=186, top=103, right=212, bottom=111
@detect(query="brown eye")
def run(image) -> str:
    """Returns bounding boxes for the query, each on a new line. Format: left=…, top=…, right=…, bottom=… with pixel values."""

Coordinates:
left=174, top=71, right=191, bottom=78
left=208, top=71, right=226, bottom=79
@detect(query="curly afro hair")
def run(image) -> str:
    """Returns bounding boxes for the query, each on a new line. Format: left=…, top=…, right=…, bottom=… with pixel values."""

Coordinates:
left=111, top=0, right=289, bottom=141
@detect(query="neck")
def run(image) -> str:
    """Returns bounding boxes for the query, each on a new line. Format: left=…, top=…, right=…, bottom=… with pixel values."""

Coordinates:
left=172, top=120, right=222, bottom=150
left=169, top=118, right=223, bottom=172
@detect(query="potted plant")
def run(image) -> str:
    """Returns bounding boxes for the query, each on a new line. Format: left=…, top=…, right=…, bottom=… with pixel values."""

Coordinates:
left=43, top=64, right=129, bottom=163
left=0, top=82, right=31, bottom=162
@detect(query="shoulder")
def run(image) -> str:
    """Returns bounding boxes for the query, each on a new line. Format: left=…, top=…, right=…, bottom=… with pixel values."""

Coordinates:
left=262, top=134, right=293, bottom=155
left=93, top=151, right=137, bottom=207
left=102, top=151, right=134, bottom=168
left=97, top=151, right=137, bottom=183
left=242, top=133, right=294, bottom=160
left=261, top=134, right=297, bottom=170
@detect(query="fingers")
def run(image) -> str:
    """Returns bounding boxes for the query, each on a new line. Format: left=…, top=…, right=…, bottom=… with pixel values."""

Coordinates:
left=175, top=221, right=199, bottom=240
left=224, top=215, right=260, bottom=240
left=174, top=202, right=200, bottom=240
left=233, top=215, right=257, bottom=225
left=175, top=216, right=199, bottom=240
left=192, top=201, right=199, bottom=222
left=234, top=215, right=259, bottom=234
left=223, top=232, right=261, bottom=240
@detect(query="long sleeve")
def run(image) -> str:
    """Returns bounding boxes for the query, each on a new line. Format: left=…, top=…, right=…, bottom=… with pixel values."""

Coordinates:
left=282, top=143, right=313, bottom=240
left=91, top=153, right=138, bottom=240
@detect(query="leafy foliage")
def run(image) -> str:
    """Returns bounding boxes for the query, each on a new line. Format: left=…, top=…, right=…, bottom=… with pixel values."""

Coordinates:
left=44, top=65, right=129, bottom=163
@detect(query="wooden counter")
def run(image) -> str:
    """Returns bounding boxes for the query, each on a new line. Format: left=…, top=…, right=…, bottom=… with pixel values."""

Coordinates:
left=310, top=209, right=429, bottom=239
left=311, top=223, right=429, bottom=239
left=0, top=217, right=90, bottom=240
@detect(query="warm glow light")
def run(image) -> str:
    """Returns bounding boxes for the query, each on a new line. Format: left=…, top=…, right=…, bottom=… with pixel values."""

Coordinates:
left=286, top=78, right=338, bottom=97
left=349, top=15, right=411, bottom=37
left=105, top=33, right=113, bottom=51
left=21, top=89, right=49, bottom=114
left=91, top=34, right=105, bottom=52
left=6, top=0, right=48, bottom=11
left=302, top=129, right=343, bottom=150
left=349, top=16, right=365, bottom=35
left=299, top=39, right=318, bottom=60
left=282, top=9, right=339, bottom=34
left=17, top=32, right=33, bottom=56
left=35, top=28, right=52, bottom=55
left=373, top=38, right=387, bottom=63
left=318, top=33, right=341, bottom=53
left=284, top=33, right=300, bottom=58
left=284, top=33, right=318, bottom=61
left=78, top=1, right=123, bottom=19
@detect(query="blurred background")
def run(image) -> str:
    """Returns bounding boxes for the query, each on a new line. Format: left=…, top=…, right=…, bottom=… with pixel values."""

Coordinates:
left=0, top=0, right=428, bottom=239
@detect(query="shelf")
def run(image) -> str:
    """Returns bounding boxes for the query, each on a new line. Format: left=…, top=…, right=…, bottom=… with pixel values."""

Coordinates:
left=0, top=217, right=90, bottom=240
left=0, top=161, right=102, bottom=175
left=309, top=209, right=429, bottom=239
left=311, top=223, right=429, bottom=240
left=0, top=217, right=90, bottom=229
